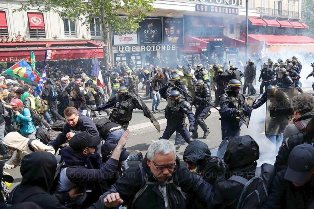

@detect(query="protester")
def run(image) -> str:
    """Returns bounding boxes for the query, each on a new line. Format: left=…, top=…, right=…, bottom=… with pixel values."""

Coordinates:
left=101, top=139, right=217, bottom=209
left=2, top=132, right=54, bottom=169
left=261, top=144, right=314, bottom=209
left=49, top=107, right=99, bottom=152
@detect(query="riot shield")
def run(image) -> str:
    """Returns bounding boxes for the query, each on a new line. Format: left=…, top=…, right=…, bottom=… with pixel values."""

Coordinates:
left=265, top=88, right=298, bottom=135
left=131, top=93, right=161, bottom=132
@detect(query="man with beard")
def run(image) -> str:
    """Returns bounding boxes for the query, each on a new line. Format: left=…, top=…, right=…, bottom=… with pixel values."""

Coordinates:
left=101, top=140, right=217, bottom=209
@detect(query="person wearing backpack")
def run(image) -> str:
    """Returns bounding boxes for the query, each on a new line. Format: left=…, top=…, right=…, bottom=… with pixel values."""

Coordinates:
left=214, top=135, right=274, bottom=209
left=101, top=139, right=217, bottom=209
left=261, top=144, right=314, bottom=209
left=42, top=79, right=64, bottom=122
left=10, top=98, right=36, bottom=139
left=2, top=132, right=54, bottom=169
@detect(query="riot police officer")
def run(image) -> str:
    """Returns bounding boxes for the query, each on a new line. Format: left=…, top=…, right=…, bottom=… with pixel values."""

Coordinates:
left=219, top=79, right=252, bottom=140
left=159, top=73, right=192, bottom=103
left=161, top=90, right=195, bottom=144
left=259, top=63, right=275, bottom=94
left=192, top=80, right=211, bottom=139
left=213, top=67, right=229, bottom=107
left=96, top=86, right=145, bottom=128
left=276, top=68, right=294, bottom=88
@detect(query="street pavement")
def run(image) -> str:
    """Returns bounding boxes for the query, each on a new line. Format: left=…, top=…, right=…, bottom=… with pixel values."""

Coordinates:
left=5, top=87, right=314, bottom=185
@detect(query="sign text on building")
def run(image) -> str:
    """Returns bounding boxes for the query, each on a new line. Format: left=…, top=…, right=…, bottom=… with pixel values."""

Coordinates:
left=116, top=45, right=177, bottom=53
left=191, top=0, right=239, bottom=6
left=196, top=4, right=239, bottom=15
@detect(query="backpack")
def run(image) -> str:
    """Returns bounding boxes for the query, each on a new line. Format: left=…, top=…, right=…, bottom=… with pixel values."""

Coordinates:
left=34, top=97, right=48, bottom=114
left=236, top=176, right=268, bottom=209
left=35, top=127, right=50, bottom=145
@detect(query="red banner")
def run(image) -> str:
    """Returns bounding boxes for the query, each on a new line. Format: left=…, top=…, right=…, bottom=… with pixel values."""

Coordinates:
left=27, top=13, right=45, bottom=29
left=0, top=11, right=7, bottom=29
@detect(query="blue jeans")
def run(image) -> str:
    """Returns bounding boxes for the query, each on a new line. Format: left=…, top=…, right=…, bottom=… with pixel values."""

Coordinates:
left=152, top=91, right=160, bottom=111
left=43, top=111, right=52, bottom=124
left=106, top=129, right=124, bottom=144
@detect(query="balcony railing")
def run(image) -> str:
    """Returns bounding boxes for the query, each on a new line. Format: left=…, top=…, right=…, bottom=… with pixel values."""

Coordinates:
left=256, top=7, right=300, bottom=19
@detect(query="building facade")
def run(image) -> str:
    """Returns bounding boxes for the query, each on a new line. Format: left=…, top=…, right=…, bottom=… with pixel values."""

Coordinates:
left=0, top=0, right=312, bottom=69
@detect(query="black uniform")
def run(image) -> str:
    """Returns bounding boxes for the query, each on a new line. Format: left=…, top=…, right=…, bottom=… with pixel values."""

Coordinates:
left=219, top=94, right=251, bottom=140
left=243, top=62, right=256, bottom=95
left=96, top=95, right=142, bottom=128
left=162, top=94, right=195, bottom=143
left=192, top=81, right=211, bottom=139
left=259, top=65, right=275, bottom=94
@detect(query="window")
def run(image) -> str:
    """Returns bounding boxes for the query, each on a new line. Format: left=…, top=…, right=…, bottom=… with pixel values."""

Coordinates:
left=63, top=18, right=76, bottom=36
left=29, top=29, right=46, bottom=38
left=0, top=29, right=8, bottom=36
left=229, top=24, right=235, bottom=34
left=90, top=18, right=101, bottom=37
left=0, top=11, right=8, bottom=36
left=28, top=12, right=46, bottom=38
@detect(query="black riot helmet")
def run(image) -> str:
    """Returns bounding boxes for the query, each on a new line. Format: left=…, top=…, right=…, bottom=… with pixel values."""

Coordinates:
left=169, top=73, right=181, bottom=82
left=167, top=90, right=181, bottom=106
left=226, top=79, right=241, bottom=94
left=116, top=86, right=129, bottom=100
left=85, top=79, right=93, bottom=87
left=266, top=85, right=277, bottom=98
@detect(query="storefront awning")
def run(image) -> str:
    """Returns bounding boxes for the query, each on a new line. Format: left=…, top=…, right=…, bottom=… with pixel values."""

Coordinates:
left=262, top=19, right=280, bottom=27
left=249, top=18, right=266, bottom=26
left=248, top=34, right=314, bottom=45
left=0, top=11, right=7, bottom=29
left=289, top=21, right=306, bottom=29
left=0, top=41, right=104, bottom=62
left=301, top=22, right=309, bottom=29
left=277, top=20, right=292, bottom=28
left=27, top=13, right=45, bottom=29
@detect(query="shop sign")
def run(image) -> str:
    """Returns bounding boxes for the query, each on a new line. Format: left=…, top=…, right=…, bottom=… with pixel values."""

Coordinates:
left=0, top=57, right=24, bottom=63
left=113, top=33, right=138, bottom=45
left=196, top=4, right=239, bottom=14
left=116, top=45, right=177, bottom=53
left=191, top=0, right=239, bottom=6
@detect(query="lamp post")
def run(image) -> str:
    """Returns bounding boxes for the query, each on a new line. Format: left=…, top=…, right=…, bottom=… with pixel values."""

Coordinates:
left=245, top=0, right=249, bottom=62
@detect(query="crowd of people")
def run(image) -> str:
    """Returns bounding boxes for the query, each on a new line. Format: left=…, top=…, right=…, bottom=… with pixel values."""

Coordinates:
left=0, top=55, right=312, bottom=209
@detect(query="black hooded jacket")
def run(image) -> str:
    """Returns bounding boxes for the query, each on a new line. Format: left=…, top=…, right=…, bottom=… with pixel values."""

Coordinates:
left=101, top=157, right=218, bottom=209
left=9, top=152, right=68, bottom=209
left=59, top=146, right=119, bottom=185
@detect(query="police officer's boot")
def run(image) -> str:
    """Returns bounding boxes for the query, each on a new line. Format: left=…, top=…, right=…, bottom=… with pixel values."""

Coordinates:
left=192, top=125, right=198, bottom=139
left=199, top=120, right=210, bottom=139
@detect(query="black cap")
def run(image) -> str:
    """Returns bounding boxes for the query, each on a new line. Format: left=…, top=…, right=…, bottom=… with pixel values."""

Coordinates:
left=69, top=132, right=101, bottom=152
left=284, top=144, right=314, bottom=185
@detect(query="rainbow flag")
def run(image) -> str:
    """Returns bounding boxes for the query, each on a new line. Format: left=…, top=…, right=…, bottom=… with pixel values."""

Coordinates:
left=4, top=59, right=40, bottom=84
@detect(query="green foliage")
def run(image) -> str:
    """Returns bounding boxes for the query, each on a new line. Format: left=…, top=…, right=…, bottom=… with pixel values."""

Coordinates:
left=21, top=0, right=155, bottom=34
left=301, top=0, right=314, bottom=35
